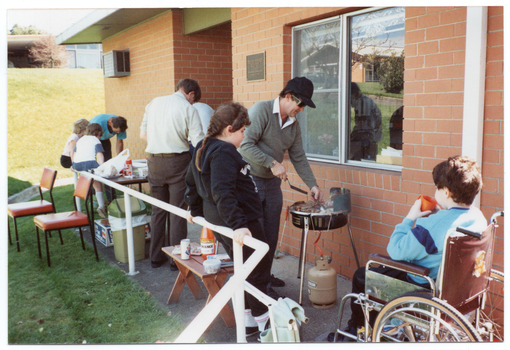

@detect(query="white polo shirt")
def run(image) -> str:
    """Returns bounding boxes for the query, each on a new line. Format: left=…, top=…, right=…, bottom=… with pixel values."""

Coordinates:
left=140, top=91, right=204, bottom=154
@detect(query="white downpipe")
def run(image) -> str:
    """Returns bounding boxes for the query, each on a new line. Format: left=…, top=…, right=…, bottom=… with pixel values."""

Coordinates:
left=462, top=6, right=487, bottom=208
left=78, top=171, right=270, bottom=342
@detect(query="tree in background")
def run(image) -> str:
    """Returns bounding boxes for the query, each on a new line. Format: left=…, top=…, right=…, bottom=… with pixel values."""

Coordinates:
left=28, top=35, right=70, bottom=68
left=377, top=52, right=404, bottom=94
left=9, top=24, right=46, bottom=35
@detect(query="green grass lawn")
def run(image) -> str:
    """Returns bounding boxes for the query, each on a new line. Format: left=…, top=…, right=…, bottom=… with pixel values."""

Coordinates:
left=7, top=69, right=184, bottom=344
left=8, top=184, right=183, bottom=344
left=7, top=68, right=106, bottom=185
left=8, top=176, right=33, bottom=197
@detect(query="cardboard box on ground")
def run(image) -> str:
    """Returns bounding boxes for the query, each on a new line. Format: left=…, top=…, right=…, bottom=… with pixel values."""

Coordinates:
left=94, top=219, right=151, bottom=247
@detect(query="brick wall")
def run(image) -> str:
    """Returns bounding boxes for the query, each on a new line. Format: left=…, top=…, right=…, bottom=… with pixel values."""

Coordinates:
left=102, top=9, right=233, bottom=161
left=97, top=5, right=504, bottom=330
left=231, top=7, right=504, bottom=283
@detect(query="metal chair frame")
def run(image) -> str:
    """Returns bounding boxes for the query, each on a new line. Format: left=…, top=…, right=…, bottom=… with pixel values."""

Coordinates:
left=33, top=175, right=99, bottom=267
left=8, top=168, right=58, bottom=252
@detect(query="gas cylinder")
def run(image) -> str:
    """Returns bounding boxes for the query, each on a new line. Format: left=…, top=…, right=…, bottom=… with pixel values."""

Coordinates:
left=307, top=256, right=337, bottom=309
left=200, top=227, right=215, bottom=260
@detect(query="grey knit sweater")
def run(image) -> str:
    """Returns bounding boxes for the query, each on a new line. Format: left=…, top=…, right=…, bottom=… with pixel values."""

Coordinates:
left=238, top=99, right=317, bottom=189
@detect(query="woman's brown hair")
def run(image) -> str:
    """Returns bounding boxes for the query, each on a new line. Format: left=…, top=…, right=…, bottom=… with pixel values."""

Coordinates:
left=195, top=102, right=250, bottom=171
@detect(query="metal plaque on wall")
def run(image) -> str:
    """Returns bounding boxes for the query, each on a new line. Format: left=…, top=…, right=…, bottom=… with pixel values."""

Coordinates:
left=246, top=52, right=265, bottom=81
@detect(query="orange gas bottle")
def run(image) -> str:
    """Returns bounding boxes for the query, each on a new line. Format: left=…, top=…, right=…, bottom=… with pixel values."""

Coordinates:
left=200, top=227, right=215, bottom=260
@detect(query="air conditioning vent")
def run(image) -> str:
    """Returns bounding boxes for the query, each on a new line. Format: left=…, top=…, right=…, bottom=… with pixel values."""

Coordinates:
left=103, top=50, right=130, bottom=78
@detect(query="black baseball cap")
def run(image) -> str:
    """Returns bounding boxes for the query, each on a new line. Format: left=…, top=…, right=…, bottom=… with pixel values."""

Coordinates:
left=283, top=77, right=316, bottom=108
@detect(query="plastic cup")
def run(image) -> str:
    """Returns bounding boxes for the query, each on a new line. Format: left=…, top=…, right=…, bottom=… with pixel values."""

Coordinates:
left=418, top=195, right=438, bottom=212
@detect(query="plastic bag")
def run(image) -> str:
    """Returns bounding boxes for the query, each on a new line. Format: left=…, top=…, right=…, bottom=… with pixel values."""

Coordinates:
left=108, top=214, right=148, bottom=231
left=94, top=149, right=130, bottom=177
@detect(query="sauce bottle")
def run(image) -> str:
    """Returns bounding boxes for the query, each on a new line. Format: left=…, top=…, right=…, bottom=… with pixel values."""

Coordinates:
left=124, top=159, right=133, bottom=177
left=200, top=227, right=215, bottom=260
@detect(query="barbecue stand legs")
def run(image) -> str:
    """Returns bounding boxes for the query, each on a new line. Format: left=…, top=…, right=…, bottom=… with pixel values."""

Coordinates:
left=298, top=217, right=309, bottom=305
left=296, top=215, right=359, bottom=305
left=347, top=221, right=360, bottom=269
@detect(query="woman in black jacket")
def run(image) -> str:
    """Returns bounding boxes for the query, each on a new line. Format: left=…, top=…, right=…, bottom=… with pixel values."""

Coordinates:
left=185, top=102, right=272, bottom=336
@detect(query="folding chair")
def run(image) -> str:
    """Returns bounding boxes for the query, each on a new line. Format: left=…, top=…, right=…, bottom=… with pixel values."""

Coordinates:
left=8, top=168, right=57, bottom=252
left=33, top=175, right=99, bottom=267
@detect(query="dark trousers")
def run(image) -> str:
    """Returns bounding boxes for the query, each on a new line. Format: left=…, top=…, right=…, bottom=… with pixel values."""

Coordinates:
left=213, top=219, right=271, bottom=317
left=147, top=152, right=191, bottom=263
left=252, top=176, right=283, bottom=276
left=60, top=155, right=72, bottom=168
left=100, top=139, right=114, bottom=202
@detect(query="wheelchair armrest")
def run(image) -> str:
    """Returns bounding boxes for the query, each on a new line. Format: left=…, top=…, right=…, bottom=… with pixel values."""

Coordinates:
left=368, top=253, right=431, bottom=277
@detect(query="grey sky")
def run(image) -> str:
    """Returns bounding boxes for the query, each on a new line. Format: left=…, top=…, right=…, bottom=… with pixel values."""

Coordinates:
left=7, top=9, right=95, bottom=36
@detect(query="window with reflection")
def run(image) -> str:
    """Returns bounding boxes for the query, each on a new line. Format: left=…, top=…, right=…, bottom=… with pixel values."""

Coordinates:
left=293, top=18, right=341, bottom=161
left=349, top=7, right=404, bottom=165
left=292, top=7, right=405, bottom=169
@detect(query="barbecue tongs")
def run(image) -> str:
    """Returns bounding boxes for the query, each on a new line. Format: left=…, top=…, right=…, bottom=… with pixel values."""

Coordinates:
left=286, top=178, right=307, bottom=195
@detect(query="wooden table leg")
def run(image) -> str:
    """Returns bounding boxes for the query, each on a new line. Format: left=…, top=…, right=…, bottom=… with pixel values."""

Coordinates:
left=168, top=260, right=205, bottom=304
left=167, top=270, right=186, bottom=304
left=202, top=272, right=235, bottom=327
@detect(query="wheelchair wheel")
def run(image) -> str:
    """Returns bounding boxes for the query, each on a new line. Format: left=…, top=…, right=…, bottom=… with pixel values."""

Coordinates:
left=372, top=293, right=481, bottom=342
left=475, top=270, right=504, bottom=341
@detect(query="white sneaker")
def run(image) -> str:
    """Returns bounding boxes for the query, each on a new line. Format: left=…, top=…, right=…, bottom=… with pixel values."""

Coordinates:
left=245, top=309, right=259, bottom=337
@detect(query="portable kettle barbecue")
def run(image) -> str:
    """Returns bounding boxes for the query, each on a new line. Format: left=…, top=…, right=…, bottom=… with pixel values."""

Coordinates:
left=288, top=188, right=359, bottom=304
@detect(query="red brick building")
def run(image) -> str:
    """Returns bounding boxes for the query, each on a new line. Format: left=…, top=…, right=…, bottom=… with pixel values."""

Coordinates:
left=58, top=6, right=504, bottom=325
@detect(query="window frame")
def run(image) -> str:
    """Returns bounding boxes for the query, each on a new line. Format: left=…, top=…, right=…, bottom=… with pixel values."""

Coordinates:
left=292, top=7, right=403, bottom=172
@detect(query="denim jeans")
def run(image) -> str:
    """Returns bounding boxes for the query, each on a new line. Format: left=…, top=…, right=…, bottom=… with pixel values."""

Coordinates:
left=252, top=176, right=282, bottom=273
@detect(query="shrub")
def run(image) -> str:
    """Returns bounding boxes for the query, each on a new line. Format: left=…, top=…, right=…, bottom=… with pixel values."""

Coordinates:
left=377, top=52, right=404, bottom=94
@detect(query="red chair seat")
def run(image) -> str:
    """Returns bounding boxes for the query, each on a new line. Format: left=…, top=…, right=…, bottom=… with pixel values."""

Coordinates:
left=34, top=211, right=89, bottom=231
left=8, top=200, right=54, bottom=217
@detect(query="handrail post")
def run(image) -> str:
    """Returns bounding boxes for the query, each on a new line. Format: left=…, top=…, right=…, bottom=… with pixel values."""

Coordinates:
left=123, top=192, right=137, bottom=275
left=233, top=243, right=246, bottom=343
left=78, top=171, right=273, bottom=342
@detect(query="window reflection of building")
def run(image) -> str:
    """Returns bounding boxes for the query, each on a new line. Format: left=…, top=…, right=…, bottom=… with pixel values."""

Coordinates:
left=292, top=7, right=404, bottom=168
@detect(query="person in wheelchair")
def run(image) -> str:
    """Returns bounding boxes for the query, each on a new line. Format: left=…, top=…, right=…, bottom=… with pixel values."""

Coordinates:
left=330, top=155, right=487, bottom=342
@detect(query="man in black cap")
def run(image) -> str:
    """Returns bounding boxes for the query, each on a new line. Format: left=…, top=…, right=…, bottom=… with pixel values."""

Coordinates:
left=239, top=77, right=324, bottom=297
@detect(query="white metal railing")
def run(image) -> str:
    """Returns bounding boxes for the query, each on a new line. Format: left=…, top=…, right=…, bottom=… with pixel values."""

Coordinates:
left=77, top=171, right=270, bottom=343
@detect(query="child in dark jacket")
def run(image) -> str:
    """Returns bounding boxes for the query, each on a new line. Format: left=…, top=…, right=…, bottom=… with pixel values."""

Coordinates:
left=185, top=102, right=272, bottom=337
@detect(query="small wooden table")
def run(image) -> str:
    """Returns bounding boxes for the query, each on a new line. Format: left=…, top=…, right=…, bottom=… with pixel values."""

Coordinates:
left=162, top=246, right=235, bottom=327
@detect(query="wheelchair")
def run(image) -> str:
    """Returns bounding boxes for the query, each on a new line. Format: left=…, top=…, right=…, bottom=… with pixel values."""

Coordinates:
left=332, top=211, right=504, bottom=342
